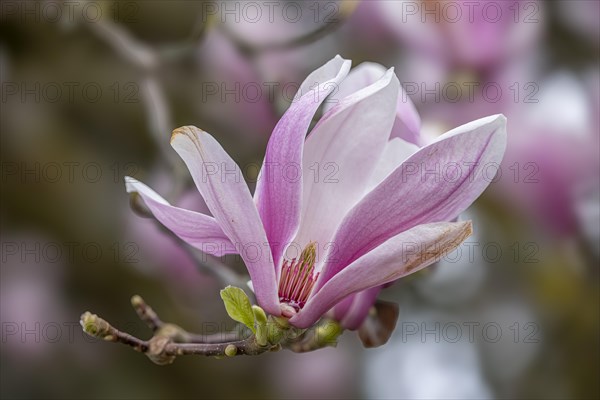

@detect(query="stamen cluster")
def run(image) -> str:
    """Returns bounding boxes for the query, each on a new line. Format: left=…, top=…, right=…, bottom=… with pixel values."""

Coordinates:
left=278, top=242, right=319, bottom=312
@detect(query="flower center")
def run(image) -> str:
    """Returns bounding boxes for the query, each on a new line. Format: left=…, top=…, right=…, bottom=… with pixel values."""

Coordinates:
left=278, top=242, right=319, bottom=315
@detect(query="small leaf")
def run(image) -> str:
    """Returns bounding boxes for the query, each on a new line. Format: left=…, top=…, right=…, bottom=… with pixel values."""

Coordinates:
left=220, top=286, right=256, bottom=333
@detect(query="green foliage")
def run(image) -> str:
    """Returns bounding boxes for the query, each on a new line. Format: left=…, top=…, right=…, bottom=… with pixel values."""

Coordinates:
left=220, top=286, right=256, bottom=333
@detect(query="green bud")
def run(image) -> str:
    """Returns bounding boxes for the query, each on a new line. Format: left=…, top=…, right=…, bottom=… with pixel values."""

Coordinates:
left=252, top=305, right=267, bottom=325
left=252, top=306, right=268, bottom=347
left=314, top=320, right=343, bottom=347
left=272, top=316, right=290, bottom=329
left=225, top=344, right=237, bottom=357
left=80, top=312, right=111, bottom=339
left=130, top=295, right=143, bottom=308
left=267, top=316, right=289, bottom=345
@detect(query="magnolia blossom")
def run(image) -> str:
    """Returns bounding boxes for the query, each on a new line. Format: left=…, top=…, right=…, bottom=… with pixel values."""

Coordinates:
left=126, top=56, right=506, bottom=329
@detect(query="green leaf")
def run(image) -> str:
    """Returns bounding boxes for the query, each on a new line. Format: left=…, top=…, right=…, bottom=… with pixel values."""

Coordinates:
left=220, top=286, right=256, bottom=333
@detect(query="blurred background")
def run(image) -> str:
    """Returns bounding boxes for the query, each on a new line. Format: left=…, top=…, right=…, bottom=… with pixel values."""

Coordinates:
left=1, top=0, right=598, bottom=398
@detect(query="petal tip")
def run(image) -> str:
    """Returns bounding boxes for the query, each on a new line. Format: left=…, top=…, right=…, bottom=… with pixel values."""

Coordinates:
left=331, top=54, right=351, bottom=68
left=171, top=125, right=201, bottom=144
left=490, top=113, right=508, bottom=126
left=462, top=220, right=474, bottom=239
left=490, top=114, right=508, bottom=147
left=446, top=220, right=474, bottom=250
left=124, top=176, right=140, bottom=193
left=488, top=114, right=507, bottom=130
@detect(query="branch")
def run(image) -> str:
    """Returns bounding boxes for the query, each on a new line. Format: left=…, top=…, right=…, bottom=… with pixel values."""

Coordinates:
left=84, top=14, right=158, bottom=71
left=80, top=295, right=350, bottom=363
left=130, top=294, right=163, bottom=331
left=139, top=77, right=189, bottom=200
left=80, top=295, right=272, bottom=365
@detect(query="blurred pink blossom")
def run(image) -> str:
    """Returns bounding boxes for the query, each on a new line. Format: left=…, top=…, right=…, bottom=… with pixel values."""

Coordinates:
left=1, top=234, right=68, bottom=359
left=497, top=72, right=600, bottom=239
left=377, top=0, right=544, bottom=70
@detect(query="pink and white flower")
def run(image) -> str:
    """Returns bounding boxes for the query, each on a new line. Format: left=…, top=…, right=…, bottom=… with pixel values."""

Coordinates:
left=125, top=56, right=506, bottom=329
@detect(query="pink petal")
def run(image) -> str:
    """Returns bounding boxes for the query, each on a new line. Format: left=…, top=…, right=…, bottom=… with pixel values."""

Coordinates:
left=331, top=296, right=353, bottom=321
left=321, top=62, right=386, bottom=114
left=324, top=62, right=422, bottom=145
left=339, top=286, right=383, bottom=330
left=296, top=55, right=351, bottom=102
left=293, top=68, right=399, bottom=255
left=171, top=126, right=280, bottom=315
left=253, top=56, right=351, bottom=270
left=290, top=221, right=472, bottom=328
left=368, top=137, right=420, bottom=190
left=391, top=86, right=422, bottom=146
left=317, top=114, right=507, bottom=289
left=125, top=177, right=235, bottom=257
